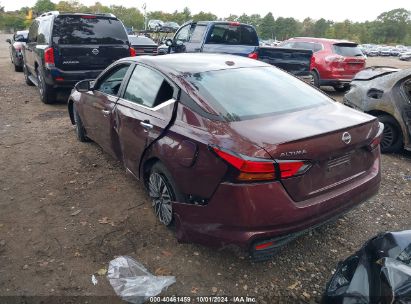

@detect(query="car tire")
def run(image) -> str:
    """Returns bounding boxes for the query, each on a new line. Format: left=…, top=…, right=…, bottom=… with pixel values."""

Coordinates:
left=37, top=70, right=55, bottom=104
left=147, top=162, right=183, bottom=226
left=14, top=64, right=23, bottom=72
left=73, top=104, right=90, bottom=142
left=378, top=114, right=403, bottom=153
left=310, top=70, right=320, bottom=88
left=23, top=64, right=34, bottom=86
left=333, top=84, right=350, bottom=93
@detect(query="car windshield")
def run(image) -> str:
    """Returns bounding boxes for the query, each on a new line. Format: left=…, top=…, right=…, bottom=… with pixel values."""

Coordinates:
left=128, top=36, right=156, bottom=46
left=52, top=16, right=128, bottom=45
left=333, top=43, right=363, bottom=57
left=188, top=67, right=330, bottom=121
left=205, top=24, right=258, bottom=46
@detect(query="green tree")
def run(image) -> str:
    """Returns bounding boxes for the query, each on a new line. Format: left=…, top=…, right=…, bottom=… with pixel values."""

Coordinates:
left=313, top=18, right=332, bottom=37
left=376, top=8, right=410, bottom=43
left=33, top=0, right=56, bottom=14
left=275, top=17, right=300, bottom=40
left=109, top=5, right=144, bottom=29
left=192, top=11, right=217, bottom=22
left=259, top=12, right=275, bottom=39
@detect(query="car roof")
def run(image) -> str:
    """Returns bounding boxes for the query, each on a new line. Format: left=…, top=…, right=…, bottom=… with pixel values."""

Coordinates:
left=288, top=37, right=356, bottom=45
left=120, top=53, right=269, bottom=75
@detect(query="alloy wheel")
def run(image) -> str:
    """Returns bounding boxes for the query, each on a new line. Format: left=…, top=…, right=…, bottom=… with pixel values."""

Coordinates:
left=381, top=124, right=395, bottom=150
left=148, top=172, right=173, bottom=225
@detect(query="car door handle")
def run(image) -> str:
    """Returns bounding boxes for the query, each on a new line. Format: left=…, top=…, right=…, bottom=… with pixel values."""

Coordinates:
left=102, top=110, right=110, bottom=116
left=140, top=121, right=153, bottom=131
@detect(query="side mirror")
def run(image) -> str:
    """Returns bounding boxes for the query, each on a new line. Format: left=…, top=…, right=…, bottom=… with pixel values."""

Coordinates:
left=175, top=40, right=183, bottom=46
left=6, top=39, right=11, bottom=44
left=75, top=80, right=92, bottom=92
left=165, top=39, right=173, bottom=47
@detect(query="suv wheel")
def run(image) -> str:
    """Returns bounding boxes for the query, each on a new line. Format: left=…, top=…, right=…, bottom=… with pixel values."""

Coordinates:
left=23, top=64, right=34, bottom=86
left=333, top=84, right=350, bottom=92
left=37, top=70, right=55, bottom=104
left=310, top=70, right=320, bottom=88
left=378, top=114, right=403, bottom=153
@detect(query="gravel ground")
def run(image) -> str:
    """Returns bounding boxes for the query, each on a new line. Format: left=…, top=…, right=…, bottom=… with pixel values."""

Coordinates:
left=0, top=34, right=410, bottom=303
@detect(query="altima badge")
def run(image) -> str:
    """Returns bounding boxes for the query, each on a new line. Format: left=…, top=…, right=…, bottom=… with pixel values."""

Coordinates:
left=92, top=48, right=99, bottom=55
left=342, top=132, right=352, bottom=144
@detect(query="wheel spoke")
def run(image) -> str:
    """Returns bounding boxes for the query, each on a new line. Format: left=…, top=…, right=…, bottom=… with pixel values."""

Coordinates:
left=148, top=172, right=174, bottom=225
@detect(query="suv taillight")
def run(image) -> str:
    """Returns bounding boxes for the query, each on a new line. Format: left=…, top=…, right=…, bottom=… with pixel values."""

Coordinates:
left=248, top=52, right=258, bottom=60
left=130, top=47, right=136, bottom=57
left=44, top=47, right=55, bottom=68
left=212, top=146, right=311, bottom=182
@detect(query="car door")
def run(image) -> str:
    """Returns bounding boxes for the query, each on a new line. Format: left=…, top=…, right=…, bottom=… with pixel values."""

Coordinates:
left=171, top=23, right=192, bottom=53
left=25, top=20, right=40, bottom=74
left=115, top=64, right=177, bottom=177
left=80, top=63, right=132, bottom=157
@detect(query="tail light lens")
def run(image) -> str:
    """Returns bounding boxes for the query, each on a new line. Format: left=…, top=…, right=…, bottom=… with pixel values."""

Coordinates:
left=130, top=47, right=136, bottom=57
left=229, top=22, right=240, bottom=26
left=368, top=122, right=384, bottom=151
left=248, top=52, right=258, bottom=60
left=44, top=47, right=55, bottom=68
left=212, top=146, right=311, bottom=182
left=325, top=55, right=344, bottom=63
left=309, top=55, right=315, bottom=70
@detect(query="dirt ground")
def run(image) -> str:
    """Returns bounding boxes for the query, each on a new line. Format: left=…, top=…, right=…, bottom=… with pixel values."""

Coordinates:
left=0, top=34, right=411, bottom=303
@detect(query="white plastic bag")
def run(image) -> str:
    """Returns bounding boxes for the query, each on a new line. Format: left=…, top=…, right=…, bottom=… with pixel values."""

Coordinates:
left=107, top=256, right=176, bottom=304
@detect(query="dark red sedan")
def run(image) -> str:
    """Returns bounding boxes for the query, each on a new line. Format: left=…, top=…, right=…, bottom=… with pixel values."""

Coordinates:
left=68, top=53, right=382, bottom=260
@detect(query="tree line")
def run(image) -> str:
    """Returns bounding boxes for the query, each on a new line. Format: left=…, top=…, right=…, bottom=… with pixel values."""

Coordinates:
left=1, top=0, right=410, bottom=44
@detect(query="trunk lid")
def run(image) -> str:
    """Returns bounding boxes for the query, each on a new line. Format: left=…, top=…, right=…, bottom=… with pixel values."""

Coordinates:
left=229, top=103, right=379, bottom=201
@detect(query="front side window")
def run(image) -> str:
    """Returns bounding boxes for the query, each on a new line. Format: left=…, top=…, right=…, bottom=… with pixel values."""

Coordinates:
left=174, top=24, right=191, bottom=43
left=96, top=64, right=130, bottom=96
left=28, top=21, right=39, bottom=43
left=190, top=25, right=207, bottom=43
left=123, top=65, right=173, bottom=108
left=37, top=18, right=51, bottom=44
left=187, top=67, right=331, bottom=121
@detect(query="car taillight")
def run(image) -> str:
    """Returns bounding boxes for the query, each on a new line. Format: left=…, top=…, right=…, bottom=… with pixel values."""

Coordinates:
left=368, top=122, right=384, bottom=151
left=229, top=22, right=240, bottom=26
left=44, top=47, right=55, bottom=68
left=277, top=160, right=311, bottom=179
left=248, top=52, right=258, bottom=60
left=325, top=55, right=344, bottom=63
left=130, top=47, right=136, bottom=57
left=81, top=15, right=96, bottom=19
left=309, top=55, right=315, bottom=70
left=212, top=146, right=311, bottom=182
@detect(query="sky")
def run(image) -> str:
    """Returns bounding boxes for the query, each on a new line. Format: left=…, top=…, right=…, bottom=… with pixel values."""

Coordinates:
left=2, top=0, right=411, bottom=22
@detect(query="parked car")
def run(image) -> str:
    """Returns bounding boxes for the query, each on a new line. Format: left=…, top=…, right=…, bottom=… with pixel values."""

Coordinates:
left=399, top=51, right=411, bottom=61
left=22, top=11, right=135, bottom=104
left=280, top=37, right=366, bottom=92
left=344, top=67, right=411, bottom=153
left=378, top=47, right=391, bottom=56
left=128, top=35, right=158, bottom=56
left=148, top=19, right=164, bottom=31
left=390, top=48, right=401, bottom=56
left=68, top=53, right=382, bottom=260
left=367, top=48, right=380, bottom=57
left=6, top=30, right=28, bottom=72
left=165, top=21, right=313, bottom=78
left=162, top=21, right=179, bottom=32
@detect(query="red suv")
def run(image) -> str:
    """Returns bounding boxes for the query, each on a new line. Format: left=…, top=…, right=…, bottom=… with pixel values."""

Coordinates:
left=280, top=37, right=366, bottom=92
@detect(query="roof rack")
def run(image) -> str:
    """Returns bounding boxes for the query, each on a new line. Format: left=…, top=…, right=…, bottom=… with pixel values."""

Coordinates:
left=39, top=11, right=116, bottom=18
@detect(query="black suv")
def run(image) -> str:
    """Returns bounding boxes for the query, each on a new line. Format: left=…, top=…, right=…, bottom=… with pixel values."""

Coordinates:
left=23, top=11, right=135, bottom=104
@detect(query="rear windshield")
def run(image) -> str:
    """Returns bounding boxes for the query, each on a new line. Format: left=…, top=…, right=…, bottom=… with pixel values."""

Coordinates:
left=333, top=43, right=363, bottom=57
left=52, top=16, right=128, bottom=45
left=205, top=24, right=258, bottom=46
left=128, top=36, right=156, bottom=46
left=188, top=67, right=330, bottom=121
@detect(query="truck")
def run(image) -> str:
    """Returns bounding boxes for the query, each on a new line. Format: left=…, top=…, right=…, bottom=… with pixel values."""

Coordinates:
left=164, top=21, right=313, bottom=79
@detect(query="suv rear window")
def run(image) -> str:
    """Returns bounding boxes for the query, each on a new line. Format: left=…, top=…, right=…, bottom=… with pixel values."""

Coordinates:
left=333, top=43, right=363, bottom=57
left=188, top=67, right=329, bottom=121
left=205, top=24, right=258, bottom=46
left=52, top=16, right=128, bottom=45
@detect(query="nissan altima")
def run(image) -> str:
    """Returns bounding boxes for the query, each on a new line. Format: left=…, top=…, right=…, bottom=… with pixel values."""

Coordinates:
left=68, top=53, right=382, bottom=260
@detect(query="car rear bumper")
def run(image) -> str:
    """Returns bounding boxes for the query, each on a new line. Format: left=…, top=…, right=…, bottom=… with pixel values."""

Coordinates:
left=320, top=78, right=353, bottom=86
left=173, top=154, right=381, bottom=257
left=44, top=68, right=102, bottom=88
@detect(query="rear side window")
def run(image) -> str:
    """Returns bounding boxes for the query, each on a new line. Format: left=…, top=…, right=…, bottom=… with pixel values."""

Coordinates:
left=52, top=16, right=128, bottom=45
left=37, top=18, right=51, bottom=44
left=123, top=65, right=173, bottom=108
left=333, top=43, right=363, bottom=57
left=187, top=67, right=330, bottom=121
left=293, top=42, right=322, bottom=52
left=206, top=24, right=258, bottom=46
